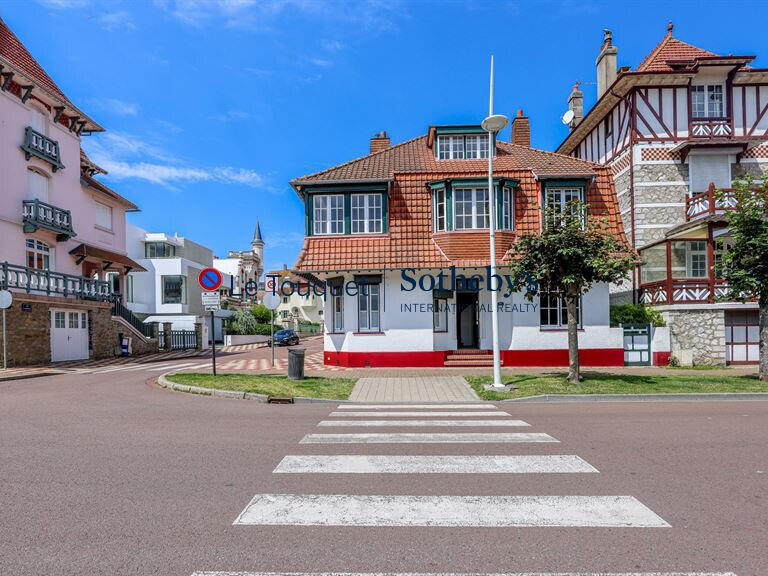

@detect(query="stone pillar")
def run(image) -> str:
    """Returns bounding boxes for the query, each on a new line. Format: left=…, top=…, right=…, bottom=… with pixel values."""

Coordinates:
left=163, top=322, right=173, bottom=352
left=194, top=322, right=204, bottom=351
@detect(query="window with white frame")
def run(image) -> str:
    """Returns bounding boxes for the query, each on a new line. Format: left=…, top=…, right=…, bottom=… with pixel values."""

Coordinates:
left=281, top=310, right=289, bottom=319
left=433, top=298, right=447, bottom=332
left=54, top=311, right=65, bottom=329
left=465, top=135, right=489, bottom=159
left=351, top=193, right=383, bottom=234
left=539, top=289, right=580, bottom=329
left=544, top=187, right=583, bottom=227
left=313, top=194, right=344, bottom=235
left=162, top=275, right=186, bottom=304
left=691, top=85, right=724, bottom=118
left=95, top=201, right=113, bottom=230
left=29, top=106, right=47, bottom=135
left=437, top=135, right=465, bottom=160
left=26, top=239, right=51, bottom=270
left=331, top=287, right=344, bottom=332
left=357, top=283, right=380, bottom=332
left=454, top=187, right=490, bottom=229
left=687, top=240, right=708, bottom=278
left=433, top=188, right=446, bottom=232
left=501, top=187, right=513, bottom=230
left=27, top=169, right=50, bottom=203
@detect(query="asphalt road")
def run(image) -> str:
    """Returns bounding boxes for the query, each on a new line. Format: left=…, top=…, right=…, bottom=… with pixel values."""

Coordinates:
left=0, top=369, right=766, bottom=576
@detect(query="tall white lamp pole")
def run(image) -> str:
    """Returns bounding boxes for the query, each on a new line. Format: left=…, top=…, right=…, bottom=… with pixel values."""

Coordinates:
left=481, top=55, right=509, bottom=389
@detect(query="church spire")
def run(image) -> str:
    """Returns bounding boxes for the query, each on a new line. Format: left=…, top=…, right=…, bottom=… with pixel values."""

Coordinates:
left=252, top=219, right=264, bottom=245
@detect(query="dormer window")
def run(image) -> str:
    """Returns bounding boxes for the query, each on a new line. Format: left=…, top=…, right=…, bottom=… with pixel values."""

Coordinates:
left=436, top=134, right=489, bottom=160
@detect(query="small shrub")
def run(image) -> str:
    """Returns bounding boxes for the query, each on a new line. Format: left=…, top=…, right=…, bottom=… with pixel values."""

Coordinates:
left=251, top=304, right=273, bottom=324
left=668, top=354, right=680, bottom=367
left=610, top=304, right=666, bottom=327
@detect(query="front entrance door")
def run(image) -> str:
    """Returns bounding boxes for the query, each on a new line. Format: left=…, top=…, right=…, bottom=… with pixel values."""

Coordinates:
left=50, top=309, right=89, bottom=362
left=456, top=292, right=479, bottom=348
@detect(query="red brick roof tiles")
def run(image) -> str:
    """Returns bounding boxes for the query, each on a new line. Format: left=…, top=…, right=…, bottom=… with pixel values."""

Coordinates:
left=293, top=135, right=626, bottom=272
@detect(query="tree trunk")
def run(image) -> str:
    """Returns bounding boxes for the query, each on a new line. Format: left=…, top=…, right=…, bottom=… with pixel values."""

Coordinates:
left=760, top=292, right=768, bottom=382
left=565, top=292, right=580, bottom=384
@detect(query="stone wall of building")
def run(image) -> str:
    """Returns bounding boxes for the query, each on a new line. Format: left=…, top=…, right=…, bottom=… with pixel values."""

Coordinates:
left=665, top=308, right=726, bottom=366
left=732, top=161, right=768, bottom=180
left=632, top=162, right=688, bottom=248
left=95, top=310, right=159, bottom=359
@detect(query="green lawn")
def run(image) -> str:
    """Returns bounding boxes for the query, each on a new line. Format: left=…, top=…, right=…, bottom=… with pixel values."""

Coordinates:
left=467, top=373, right=767, bottom=401
left=166, top=373, right=357, bottom=400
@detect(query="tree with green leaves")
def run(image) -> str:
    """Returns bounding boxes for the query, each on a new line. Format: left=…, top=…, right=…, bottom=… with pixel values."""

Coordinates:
left=508, top=201, right=636, bottom=383
left=718, top=177, right=768, bottom=381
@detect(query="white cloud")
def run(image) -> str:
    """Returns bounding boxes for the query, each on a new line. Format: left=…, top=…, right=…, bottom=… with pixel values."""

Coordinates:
left=309, top=57, right=333, bottom=68
left=36, top=0, right=91, bottom=8
left=97, top=10, right=136, bottom=30
left=89, top=98, right=139, bottom=116
left=83, top=131, right=264, bottom=189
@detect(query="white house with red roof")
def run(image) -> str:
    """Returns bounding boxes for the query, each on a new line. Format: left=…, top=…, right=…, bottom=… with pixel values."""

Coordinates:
left=0, top=16, right=157, bottom=365
left=289, top=119, right=633, bottom=368
left=557, top=23, right=766, bottom=366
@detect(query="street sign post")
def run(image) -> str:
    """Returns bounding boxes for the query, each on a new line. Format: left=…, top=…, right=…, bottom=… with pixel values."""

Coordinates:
left=0, top=290, right=12, bottom=370
left=198, top=268, right=223, bottom=376
left=262, top=292, right=280, bottom=368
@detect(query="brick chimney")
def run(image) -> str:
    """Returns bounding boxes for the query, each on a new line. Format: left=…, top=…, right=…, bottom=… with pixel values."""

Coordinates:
left=596, top=29, right=618, bottom=98
left=511, top=110, right=530, bottom=147
left=369, top=130, right=390, bottom=154
left=567, top=84, right=583, bottom=131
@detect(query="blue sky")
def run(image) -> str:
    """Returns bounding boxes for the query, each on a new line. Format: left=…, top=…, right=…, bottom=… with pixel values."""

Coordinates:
left=3, top=1, right=765, bottom=274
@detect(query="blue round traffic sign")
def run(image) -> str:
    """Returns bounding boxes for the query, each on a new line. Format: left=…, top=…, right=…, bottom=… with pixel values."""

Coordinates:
left=198, top=267, right=223, bottom=291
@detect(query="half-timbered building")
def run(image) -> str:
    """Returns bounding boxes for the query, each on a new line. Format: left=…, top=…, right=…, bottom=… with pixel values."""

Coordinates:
left=290, top=122, right=631, bottom=368
left=557, top=24, right=765, bottom=365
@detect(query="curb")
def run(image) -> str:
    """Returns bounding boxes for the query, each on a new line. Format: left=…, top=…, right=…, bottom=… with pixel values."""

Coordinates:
left=500, top=392, right=768, bottom=403
left=0, top=371, right=64, bottom=383
left=156, top=372, right=347, bottom=404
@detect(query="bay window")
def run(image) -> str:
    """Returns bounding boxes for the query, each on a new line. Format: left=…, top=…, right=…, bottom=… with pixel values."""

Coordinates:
left=351, top=193, right=383, bottom=234
left=691, top=84, right=724, bottom=118
left=313, top=194, right=344, bottom=235
left=501, top=187, right=513, bottom=230
left=454, top=187, right=489, bottom=230
left=358, top=283, right=381, bottom=332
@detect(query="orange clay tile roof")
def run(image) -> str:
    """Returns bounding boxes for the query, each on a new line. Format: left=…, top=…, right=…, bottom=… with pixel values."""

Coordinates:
left=291, top=137, right=600, bottom=185
left=636, top=32, right=718, bottom=73
left=293, top=137, right=625, bottom=272
left=0, top=16, right=75, bottom=108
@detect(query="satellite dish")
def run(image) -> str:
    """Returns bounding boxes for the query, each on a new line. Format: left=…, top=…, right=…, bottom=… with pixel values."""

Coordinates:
left=561, top=109, right=575, bottom=125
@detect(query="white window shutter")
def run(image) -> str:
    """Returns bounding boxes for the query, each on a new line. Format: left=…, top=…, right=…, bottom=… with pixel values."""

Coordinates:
left=690, top=155, right=731, bottom=193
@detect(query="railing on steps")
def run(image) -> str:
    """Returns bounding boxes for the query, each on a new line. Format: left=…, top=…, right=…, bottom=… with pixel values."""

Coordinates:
left=112, top=300, right=154, bottom=338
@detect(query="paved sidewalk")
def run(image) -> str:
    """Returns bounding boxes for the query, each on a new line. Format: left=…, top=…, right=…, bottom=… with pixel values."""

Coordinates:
left=349, top=376, right=479, bottom=402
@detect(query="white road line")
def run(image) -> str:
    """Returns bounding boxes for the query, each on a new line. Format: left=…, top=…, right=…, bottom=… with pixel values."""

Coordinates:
left=328, top=411, right=507, bottom=417
left=192, top=573, right=736, bottom=576
left=318, top=419, right=530, bottom=427
left=233, top=494, right=670, bottom=527
left=300, top=432, right=559, bottom=444
left=273, top=455, right=598, bottom=474
left=146, top=362, right=199, bottom=372
left=337, top=404, right=493, bottom=409
left=92, top=365, right=144, bottom=374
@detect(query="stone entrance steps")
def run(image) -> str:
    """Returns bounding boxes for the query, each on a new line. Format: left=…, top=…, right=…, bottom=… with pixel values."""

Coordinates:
left=444, top=349, right=494, bottom=367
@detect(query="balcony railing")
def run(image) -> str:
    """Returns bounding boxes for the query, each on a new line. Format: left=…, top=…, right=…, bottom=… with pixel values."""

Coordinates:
left=20, top=127, right=65, bottom=171
left=685, top=183, right=739, bottom=221
left=1, top=261, right=112, bottom=301
left=22, top=199, right=76, bottom=240
left=690, top=117, right=732, bottom=139
left=639, top=278, right=733, bottom=306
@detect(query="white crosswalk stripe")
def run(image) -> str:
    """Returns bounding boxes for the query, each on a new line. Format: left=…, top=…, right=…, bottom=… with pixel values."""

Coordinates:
left=299, top=432, right=559, bottom=444
left=193, top=573, right=736, bottom=576
left=147, top=362, right=199, bottom=372
left=273, top=454, right=599, bottom=474
left=329, top=410, right=507, bottom=417
left=318, top=419, right=530, bottom=427
left=233, top=493, right=670, bottom=527
left=336, top=404, right=491, bottom=409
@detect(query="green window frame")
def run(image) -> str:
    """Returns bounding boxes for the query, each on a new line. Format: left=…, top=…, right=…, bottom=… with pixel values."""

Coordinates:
left=430, top=179, right=517, bottom=232
left=305, top=190, right=388, bottom=236
left=541, top=180, right=588, bottom=228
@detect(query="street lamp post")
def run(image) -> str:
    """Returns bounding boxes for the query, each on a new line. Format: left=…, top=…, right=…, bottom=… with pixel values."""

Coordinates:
left=481, top=55, right=508, bottom=389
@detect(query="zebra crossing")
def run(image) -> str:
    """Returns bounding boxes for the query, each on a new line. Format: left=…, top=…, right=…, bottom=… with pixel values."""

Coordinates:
left=190, top=402, right=735, bottom=574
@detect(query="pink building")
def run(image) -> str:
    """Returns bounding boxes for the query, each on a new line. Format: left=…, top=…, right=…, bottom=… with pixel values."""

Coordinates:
left=0, top=17, right=157, bottom=365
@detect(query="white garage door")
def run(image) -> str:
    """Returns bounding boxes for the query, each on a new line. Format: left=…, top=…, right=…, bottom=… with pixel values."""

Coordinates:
left=50, top=309, right=89, bottom=362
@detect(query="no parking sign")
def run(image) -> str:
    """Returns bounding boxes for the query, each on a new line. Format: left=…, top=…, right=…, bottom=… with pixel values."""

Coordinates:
left=198, top=267, right=223, bottom=292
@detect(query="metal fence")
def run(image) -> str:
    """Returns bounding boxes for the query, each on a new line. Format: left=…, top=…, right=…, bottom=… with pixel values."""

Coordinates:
left=168, top=330, right=197, bottom=351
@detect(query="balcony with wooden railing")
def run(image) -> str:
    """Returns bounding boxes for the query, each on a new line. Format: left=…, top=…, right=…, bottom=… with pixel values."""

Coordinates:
left=690, top=117, right=733, bottom=139
left=1, top=261, right=112, bottom=301
left=22, top=199, right=76, bottom=240
left=685, top=182, right=739, bottom=221
left=639, top=278, right=733, bottom=306
left=20, top=126, right=65, bottom=171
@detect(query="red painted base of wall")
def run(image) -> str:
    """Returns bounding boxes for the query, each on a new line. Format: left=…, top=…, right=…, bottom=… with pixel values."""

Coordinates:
left=324, top=349, right=624, bottom=368
left=501, top=348, right=624, bottom=367
left=324, top=351, right=448, bottom=368
left=653, top=351, right=671, bottom=366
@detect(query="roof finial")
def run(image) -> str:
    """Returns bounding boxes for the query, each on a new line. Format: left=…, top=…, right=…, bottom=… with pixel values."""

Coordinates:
left=667, top=21, right=674, bottom=34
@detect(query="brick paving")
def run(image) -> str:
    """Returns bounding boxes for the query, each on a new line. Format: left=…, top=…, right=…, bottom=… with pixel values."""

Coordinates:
left=349, top=376, right=479, bottom=402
